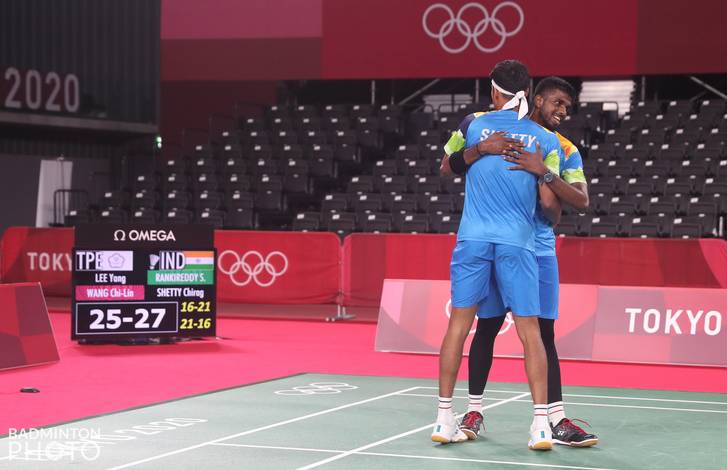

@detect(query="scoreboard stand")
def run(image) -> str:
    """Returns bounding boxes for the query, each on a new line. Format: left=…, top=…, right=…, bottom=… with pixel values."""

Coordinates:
left=72, top=225, right=216, bottom=344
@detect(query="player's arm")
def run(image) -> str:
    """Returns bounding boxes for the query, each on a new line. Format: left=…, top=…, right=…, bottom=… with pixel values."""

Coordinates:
left=440, top=114, right=473, bottom=177
left=519, top=143, right=561, bottom=224
left=539, top=181, right=562, bottom=225
left=440, top=126, right=524, bottom=177
left=557, top=149, right=589, bottom=210
left=503, top=147, right=589, bottom=210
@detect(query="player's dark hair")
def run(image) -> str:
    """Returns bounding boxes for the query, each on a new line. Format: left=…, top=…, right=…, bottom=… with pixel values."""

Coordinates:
left=489, top=60, right=530, bottom=95
left=534, top=76, right=576, bottom=101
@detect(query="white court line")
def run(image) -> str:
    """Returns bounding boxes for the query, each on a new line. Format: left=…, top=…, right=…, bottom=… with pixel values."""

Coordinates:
left=212, top=442, right=341, bottom=453
left=107, top=385, right=421, bottom=470
left=420, top=387, right=727, bottom=406
left=214, top=442, right=617, bottom=470
left=294, top=391, right=531, bottom=470
left=399, top=393, right=727, bottom=414
left=357, top=451, right=618, bottom=470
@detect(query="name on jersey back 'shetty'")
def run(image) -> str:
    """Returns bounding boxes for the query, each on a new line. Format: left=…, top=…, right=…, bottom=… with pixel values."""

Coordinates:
left=480, top=128, right=538, bottom=148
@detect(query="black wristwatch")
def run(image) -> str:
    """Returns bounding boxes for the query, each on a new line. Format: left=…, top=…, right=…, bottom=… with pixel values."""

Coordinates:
left=538, top=171, right=555, bottom=185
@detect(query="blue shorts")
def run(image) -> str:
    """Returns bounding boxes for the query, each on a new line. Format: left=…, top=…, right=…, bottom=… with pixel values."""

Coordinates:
left=477, top=255, right=559, bottom=320
left=450, top=240, right=540, bottom=317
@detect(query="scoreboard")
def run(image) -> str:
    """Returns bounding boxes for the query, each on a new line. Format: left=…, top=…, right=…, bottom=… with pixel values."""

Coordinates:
left=72, top=225, right=216, bottom=341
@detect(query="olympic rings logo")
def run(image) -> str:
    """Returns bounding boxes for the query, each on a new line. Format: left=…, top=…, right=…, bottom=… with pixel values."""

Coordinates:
left=445, top=299, right=514, bottom=335
left=422, top=2, right=525, bottom=54
left=275, top=382, right=359, bottom=396
left=218, top=250, right=288, bottom=287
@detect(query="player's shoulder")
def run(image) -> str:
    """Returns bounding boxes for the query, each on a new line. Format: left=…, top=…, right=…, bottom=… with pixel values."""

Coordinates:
left=461, top=110, right=489, bottom=124
left=457, top=110, right=493, bottom=134
left=555, top=131, right=581, bottom=158
left=529, top=121, right=560, bottom=146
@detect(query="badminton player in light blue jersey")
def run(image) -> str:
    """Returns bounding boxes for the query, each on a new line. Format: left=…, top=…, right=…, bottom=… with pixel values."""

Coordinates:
left=432, top=60, right=564, bottom=450
left=463, top=77, right=598, bottom=448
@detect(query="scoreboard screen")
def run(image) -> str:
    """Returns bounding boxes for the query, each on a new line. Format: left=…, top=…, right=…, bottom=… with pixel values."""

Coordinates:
left=72, top=225, right=216, bottom=341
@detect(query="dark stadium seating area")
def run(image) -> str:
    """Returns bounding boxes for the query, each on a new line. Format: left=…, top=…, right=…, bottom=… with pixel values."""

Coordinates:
left=63, top=99, right=727, bottom=239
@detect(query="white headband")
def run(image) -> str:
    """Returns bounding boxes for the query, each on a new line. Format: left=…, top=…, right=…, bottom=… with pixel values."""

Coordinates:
left=491, top=79, right=528, bottom=120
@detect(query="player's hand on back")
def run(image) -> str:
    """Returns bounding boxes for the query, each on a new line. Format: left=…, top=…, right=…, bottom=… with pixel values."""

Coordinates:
left=477, top=131, right=524, bottom=158
left=504, top=143, right=549, bottom=177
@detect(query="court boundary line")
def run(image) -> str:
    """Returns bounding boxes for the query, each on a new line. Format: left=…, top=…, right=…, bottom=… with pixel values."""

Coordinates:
left=420, top=387, right=727, bottom=406
left=106, top=384, right=427, bottom=469
left=399, top=393, right=727, bottom=414
left=0, top=372, right=308, bottom=440
left=213, top=442, right=617, bottom=470
left=294, top=391, right=531, bottom=470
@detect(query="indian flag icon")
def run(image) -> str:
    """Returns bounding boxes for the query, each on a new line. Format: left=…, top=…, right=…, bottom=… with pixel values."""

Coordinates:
left=182, top=251, right=214, bottom=270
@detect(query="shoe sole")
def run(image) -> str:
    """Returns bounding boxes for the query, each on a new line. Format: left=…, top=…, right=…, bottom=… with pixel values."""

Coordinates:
left=554, top=438, right=599, bottom=448
left=529, top=441, right=553, bottom=451
left=431, top=434, right=451, bottom=444
left=431, top=434, right=468, bottom=444
left=461, top=429, right=479, bottom=440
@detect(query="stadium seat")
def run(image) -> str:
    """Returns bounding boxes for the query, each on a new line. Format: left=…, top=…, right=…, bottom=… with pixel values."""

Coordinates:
left=376, top=175, right=408, bottom=195
left=97, top=207, right=128, bottom=223
left=163, top=190, right=190, bottom=211
left=291, top=212, right=321, bottom=232
left=195, top=191, right=223, bottom=211
left=164, top=209, right=193, bottom=224
left=131, top=208, right=159, bottom=223
left=255, top=190, right=285, bottom=212
left=197, top=209, right=225, bottom=228
left=393, top=213, right=428, bottom=233
left=321, top=193, right=349, bottom=213
left=372, top=160, right=398, bottom=178
left=133, top=174, right=158, bottom=192
left=325, top=212, right=356, bottom=237
left=351, top=193, right=384, bottom=213
left=409, top=176, right=441, bottom=194
left=191, top=173, right=219, bottom=192
left=221, top=157, right=247, bottom=175
left=64, top=210, right=92, bottom=227
left=349, top=104, right=374, bottom=119
left=419, top=194, right=454, bottom=214
left=430, top=213, right=461, bottom=234
left=131, top=190, right=158, bottom=210
left=226, top=207, right=255, bottom=229
left=359, top=212, right=393, bottom=233
left=100, top=190, right=130, bottom=209
left=386, top=194, right=418, bottom=214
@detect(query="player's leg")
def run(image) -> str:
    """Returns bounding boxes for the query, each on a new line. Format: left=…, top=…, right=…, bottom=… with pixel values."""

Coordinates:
left=494, top=244, right=551, bottom=450
left=460, top=274, right=507, bottom=440
left=539, top=318, right=564, bottom=420
left=460, top=314, right=505, bottom=439
left=432, top=240, right=493, bottom=443
left=433, top=304, right=477, bottom=443
left=536, top=256, right=599, bottom=447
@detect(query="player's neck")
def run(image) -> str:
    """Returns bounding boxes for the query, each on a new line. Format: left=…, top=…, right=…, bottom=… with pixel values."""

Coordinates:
left=529, top=112, right=549, bottom=130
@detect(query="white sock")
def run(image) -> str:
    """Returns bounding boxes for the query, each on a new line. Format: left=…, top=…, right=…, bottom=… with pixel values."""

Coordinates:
left=467, top=394, right=483, bottom=413
left=533, top=404, right=549, bottom=429
left=548, top=401, right=566, bottom=426
left=437, top=396, right=454, bottom=419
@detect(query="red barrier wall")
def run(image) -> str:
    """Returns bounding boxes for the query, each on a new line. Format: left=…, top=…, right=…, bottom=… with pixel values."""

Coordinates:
left=342, top=233, right=456, bottom=307
left=377, top=280, right=727, bottom=367
left=344, top=235, right=727, bottom=307
left=0, top=227, right=74, bottom=296
left=215, top=230, right=340, bottom=304
left=2, top=228, right=726, bottom=307
left=0, top=282, right=59, bottom=370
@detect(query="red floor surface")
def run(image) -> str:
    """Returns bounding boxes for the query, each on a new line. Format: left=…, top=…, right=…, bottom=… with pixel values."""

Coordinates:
left=1, top=312, right=726, bottom=434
